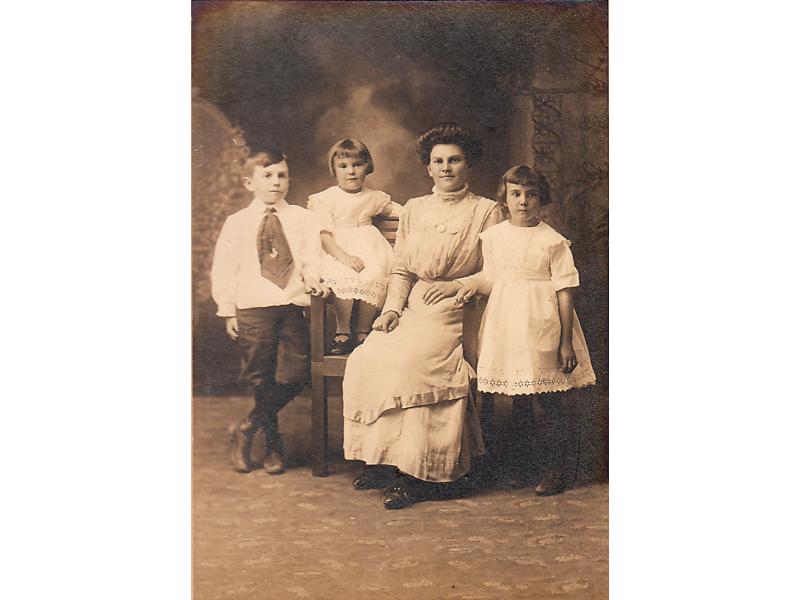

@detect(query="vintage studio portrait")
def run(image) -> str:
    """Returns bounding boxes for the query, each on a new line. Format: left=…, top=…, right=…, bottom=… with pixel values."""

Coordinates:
left=192, top=1, right=608, bottom=598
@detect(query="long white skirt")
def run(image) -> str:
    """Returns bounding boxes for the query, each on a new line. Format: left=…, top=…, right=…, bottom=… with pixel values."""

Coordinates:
left=342, top=281, right=485, bottom=482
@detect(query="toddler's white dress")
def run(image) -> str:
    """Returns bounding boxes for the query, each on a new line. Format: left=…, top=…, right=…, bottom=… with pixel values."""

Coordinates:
left=477, top=220, right=596, bottom=395
left=307, top=185, right=399, bottom=306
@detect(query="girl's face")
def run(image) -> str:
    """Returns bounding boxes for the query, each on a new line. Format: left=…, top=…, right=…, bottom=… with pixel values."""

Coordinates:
left=245, top=160, right=290, bottom=204
left=428, top=144, right=469, bottom=192
left=334, top=156, right=369, bottom=193
left=505, top=182, right=541, bottom=227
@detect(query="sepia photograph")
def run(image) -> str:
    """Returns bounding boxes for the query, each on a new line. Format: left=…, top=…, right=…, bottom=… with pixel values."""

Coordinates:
left=192, top=1, right=608, bottom=598
left=9, top=2, right=800, bottom=599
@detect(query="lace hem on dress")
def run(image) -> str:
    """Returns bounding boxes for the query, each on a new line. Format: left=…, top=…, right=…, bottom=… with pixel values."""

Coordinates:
left=324, top=276, right=388, bottom=306
left=477, top=366, right=596, bottom=396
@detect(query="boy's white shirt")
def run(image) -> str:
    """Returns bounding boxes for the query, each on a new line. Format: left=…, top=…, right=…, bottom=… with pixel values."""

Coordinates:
left=211, top=198, right=323, bottom=317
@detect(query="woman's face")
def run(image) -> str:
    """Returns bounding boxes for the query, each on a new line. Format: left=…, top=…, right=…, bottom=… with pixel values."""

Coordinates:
left=427, top=144, right=469, bottom=192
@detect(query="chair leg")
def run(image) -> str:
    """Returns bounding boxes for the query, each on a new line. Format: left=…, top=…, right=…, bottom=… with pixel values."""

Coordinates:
left=310, top=369, right=329, bottom=476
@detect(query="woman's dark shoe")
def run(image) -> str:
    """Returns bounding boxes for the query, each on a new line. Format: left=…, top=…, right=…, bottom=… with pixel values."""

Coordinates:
left=383, top=477, right=469, bottom=509
left=534, top=471, right=566, bottom=496
left=383, top=478, right=422, bottom=510
left=329, top=333, right=354, bottom=356
left=227, top=419, right=258, bottom=473
left=352, top=465, right=397, bottom=490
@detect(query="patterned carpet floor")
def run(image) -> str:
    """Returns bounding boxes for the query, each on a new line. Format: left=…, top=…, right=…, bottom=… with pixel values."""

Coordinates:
left=193, top=395, right=608, bottom=600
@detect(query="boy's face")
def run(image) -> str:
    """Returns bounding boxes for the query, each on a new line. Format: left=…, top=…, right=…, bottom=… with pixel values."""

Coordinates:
left=244, top=160, right=290, bottom=204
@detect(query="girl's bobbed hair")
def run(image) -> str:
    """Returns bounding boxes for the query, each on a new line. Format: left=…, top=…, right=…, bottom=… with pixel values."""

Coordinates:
left=242, top=146, right=287, bottom=179
left=327, top=138, right=374, bottom=176
left=416, top=122, right=483, bottom=167
left=496, top=165, right=552, bottom=207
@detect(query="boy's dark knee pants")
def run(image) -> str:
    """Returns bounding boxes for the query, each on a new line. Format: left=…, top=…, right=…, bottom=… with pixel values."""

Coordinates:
left=236, top=306, right=309, bottom=425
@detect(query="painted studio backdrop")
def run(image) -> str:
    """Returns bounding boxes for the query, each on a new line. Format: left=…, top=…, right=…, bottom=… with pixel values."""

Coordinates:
left=192, top=1, right=608, bottom=480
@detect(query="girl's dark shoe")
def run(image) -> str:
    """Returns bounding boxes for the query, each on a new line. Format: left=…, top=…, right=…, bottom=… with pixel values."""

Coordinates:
left=352, top=465, right=397, bottom=490
left=494, top=473, right=532, bottom=490
left=534, top=471, right=566, bottom=496
left=329, top=333, right=354, bottom=356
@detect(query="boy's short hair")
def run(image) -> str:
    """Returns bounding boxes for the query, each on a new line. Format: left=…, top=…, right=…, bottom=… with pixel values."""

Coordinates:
left=327, top=138, right=374, bottom=176
left=416, top=122, right=483, bottom=167
left=241, top=147, right=287, bottom=180
left=496, top=164, right=552, bottom=207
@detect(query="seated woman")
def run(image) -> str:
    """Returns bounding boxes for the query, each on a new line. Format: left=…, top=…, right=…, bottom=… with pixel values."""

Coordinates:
left=342, top=122, right=503, bottom=509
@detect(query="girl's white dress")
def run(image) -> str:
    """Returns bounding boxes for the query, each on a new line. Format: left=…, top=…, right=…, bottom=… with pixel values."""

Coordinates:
left=477, top=220, right=596, bottom=395
left=307, top=185, right=399, bottom=307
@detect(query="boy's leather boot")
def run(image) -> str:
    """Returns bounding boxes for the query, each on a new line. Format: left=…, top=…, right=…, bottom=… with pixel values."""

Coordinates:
left=262, top=421, right=285, bottom=475
left=227, top=419, right=258, bottom=473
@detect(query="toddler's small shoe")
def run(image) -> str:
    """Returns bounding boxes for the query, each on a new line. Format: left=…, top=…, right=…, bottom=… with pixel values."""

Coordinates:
left=328, top=334, right=354, bottom=356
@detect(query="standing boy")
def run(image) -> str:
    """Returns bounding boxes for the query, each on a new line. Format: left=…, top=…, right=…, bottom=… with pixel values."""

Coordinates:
left=211, top=148, right=328, bottom=474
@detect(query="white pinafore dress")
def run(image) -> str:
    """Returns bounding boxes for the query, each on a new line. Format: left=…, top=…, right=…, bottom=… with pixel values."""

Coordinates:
left=476, top=220, right=596, bottom=395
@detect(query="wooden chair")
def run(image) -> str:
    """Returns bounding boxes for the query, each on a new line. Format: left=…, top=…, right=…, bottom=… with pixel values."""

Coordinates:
left=309, top=215, right=485, bottom=476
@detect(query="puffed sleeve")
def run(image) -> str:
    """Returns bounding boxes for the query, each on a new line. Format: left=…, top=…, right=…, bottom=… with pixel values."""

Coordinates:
left=307, top=193, right=334, bottom=233
left=374, top=191, right=403, bottom=218
left=550, top=238, right=580, bottom=291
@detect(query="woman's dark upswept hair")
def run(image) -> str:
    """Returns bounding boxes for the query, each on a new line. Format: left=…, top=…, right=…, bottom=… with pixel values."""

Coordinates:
left=415, top=122, right=483, bottom=167
left=496, top=164, right=552, bottom=207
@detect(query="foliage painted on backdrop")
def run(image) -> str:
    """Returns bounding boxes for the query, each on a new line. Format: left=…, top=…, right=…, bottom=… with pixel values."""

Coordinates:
left=192, top=92, right=252, bottom=317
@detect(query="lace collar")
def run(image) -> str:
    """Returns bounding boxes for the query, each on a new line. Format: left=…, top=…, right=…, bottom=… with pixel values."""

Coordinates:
left=431, top=184, right=470, bottom=203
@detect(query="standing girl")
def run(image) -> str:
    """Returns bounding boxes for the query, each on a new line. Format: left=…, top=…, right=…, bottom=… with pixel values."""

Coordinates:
left=456, top=165, right=596, bottom=495
left=308, top=138, right=401, bottom=355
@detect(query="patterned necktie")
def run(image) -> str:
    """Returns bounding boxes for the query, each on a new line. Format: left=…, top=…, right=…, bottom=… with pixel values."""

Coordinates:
left=257, top=206, right=295, bottom=288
